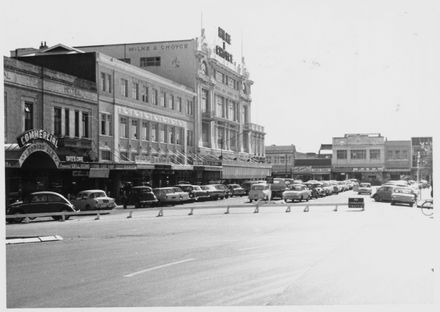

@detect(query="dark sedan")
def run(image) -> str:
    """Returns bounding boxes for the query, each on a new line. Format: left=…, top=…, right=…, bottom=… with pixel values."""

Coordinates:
left=227, top=184, right=246, bottom=197
left=176, top=184, right=210, bottom=201
left=6, top=191, right=78, bottom=223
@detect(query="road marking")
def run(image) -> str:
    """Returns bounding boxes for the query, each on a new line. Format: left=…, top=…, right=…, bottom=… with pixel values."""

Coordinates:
left=238, top=245, right=271, bottom=251
left=124, top=258, right=196, bottom=278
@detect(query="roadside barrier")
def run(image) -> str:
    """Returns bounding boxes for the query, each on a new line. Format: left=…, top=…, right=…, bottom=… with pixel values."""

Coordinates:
left=5, top=201, right=358, bottom=223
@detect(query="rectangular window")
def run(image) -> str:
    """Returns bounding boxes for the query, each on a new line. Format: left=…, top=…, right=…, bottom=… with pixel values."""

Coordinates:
left=402, top=150, right=408, bottom=159
left=169, top=95, right=174, bottom=109
left=101, top=150, right=111, bottom=161
left=187, top=100, right=193, bottom=115
left=141, top=121, right=149, bottom=140
left=120, top=151, right=129, bottom=161
left=107, top=74, right=112, bottom=93
left=82, top=112, right=89, bottom=138
left=64, top=109, right=70, bottom=136
left=100, top=72, right=106, bottom=92
left=54, top=107, right=62, bottom=136
left=395, top=150, right=401, bottom=159
left=75, top=111, right=80, bottom=137
left=351, top=150, right=366, bottom=160
left=152, top=89, right=158, bottom=105
left=24, top=101, right=33, bottom=131
left=228, top=101, right=234, bottom=121
left=387, top=150, right=393, bottom=159
left=131, top=120, right=138, bottom=139
left=187, top=130, right=193, bottom=146
left=120, top=117, right=128, bottom=138
left=121, top=79, right=128, bottom=97
left=132, top=82, right=139, bottom=100
left=161, top=92, right=166, bottom=107
left=151, top=123, right=158, bottom=142
left=140, top=57, right=161, bottom=67
left=142, top=86, right=149, bottom=102
left=177, top=97, right=182, bottom=112
left=337, top=150, right=347, bottom=159
left=159, top=124, right=165, bottom=143
left=101, top=114, right=107, bottom=135
left=370, top=149, right=381, bottom=160
left=176, top=127, right=182, bottom=145
left=201, top=89, right=209, bottom=113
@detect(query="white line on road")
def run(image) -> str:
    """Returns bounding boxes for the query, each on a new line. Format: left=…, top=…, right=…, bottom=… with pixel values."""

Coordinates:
left=238, top=245, right=271, bottom=251
left=124, top=258, right=196, bottom=278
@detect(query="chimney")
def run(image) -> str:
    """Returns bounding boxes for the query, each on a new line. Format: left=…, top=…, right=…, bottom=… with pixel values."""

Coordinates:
left=39, top=41, right=48, bottom=50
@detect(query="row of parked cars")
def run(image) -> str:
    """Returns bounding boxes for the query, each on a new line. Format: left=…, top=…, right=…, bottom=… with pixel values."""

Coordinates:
left=356, top=179, right=430, bottom=207
left=248, top=179, right=355, bottom=203
left=6, top=183, right=250, bottom=223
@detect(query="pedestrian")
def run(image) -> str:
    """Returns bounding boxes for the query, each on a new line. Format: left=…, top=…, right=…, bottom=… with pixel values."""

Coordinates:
left=122, top=189, right=128, bottom=209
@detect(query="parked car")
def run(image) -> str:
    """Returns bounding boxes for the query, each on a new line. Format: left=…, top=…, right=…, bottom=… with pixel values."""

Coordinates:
left=127, top=186, right=158, bottom=208
left=227, top=184, right=246, bottom=197
left=283, top=184, right=311, bottom=203
left=214, top=184, right=232, bottom=198
left=372, top=185, right=395, bottom=202
left=201, top=185, right=225, bottom=200
left=271, top=178, right=289, bottom=199
left=248, top=183, right=271, bottom=202
left=304, top=181, right=325, bottom=198
left=153, top=187, right=190, bottom=205
left=391, top=187, right=417, bottom=207
left=357, top=183, right=372, bottom=195
left=73, top=189, right=116, bottom=210
left=175, top=184, right=210, bottom=201
left=321, top=181, right=333, bottom=196
left=241, top=180, right=265, bottom=195
left=6, top=191, right=78, bottom=223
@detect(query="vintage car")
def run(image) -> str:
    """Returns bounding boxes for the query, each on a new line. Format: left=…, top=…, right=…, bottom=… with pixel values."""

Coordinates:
left=74, top=189, right=116, bottom=210
left=241, top=180, right=266, bottom=195
left=283, top=184, right=311, bottom=203
left=175, top=184, right=210, bottom=201
left=271, top=178, right=289, bottom=199
left=248, top=183, right=271, bottom=202
left=391, top=187, right=417, bottom=207
left=6, top=191, right=78, bottom=223
left=372, top=185, right=395, bottom=202
left=357, top=183, right=372, bottom=195
left=214, top=184, right=232, bottom=198
left=127, top=186, right=158, bottom=208
left=227, top=184, right=246, bottom=197
left=153, top=187, right=190, bottom=205
left=200, top=185, right=225, bottom=200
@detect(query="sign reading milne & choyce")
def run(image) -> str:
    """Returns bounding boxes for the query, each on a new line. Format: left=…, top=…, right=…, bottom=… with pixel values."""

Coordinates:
left=17, top=129, right=58, bottom=149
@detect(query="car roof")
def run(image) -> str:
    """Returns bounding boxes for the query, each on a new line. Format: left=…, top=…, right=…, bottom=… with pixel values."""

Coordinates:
left=30, top=191, right=64, bottom=196
left=78, top=189, right=106, bottom=193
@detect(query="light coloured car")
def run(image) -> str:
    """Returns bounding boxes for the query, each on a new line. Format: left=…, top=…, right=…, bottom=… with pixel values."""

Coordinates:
left=391, top=187, right=417, bottom=207
left=74, top=190, right=116, bottom=210
left=283, top=184, right=311, bottom=203
left=153, top=187, right=190, bottom=205
left=357, top=183, right=372, bottom=195
left=248, top=183, right=271, bottom=202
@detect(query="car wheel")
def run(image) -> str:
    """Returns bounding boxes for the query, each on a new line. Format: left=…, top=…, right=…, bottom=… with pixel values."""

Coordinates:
left=62, top=209, right=71, bottom=220
left=410, top=202, right=414, bottom=207
left=10, top=211, right=24, bottom=223
left=373, top=195, right=380, bottom=202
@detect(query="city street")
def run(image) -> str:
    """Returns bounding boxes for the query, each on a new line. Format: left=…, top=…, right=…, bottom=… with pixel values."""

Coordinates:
left=5, top=189, right=435, bottom=308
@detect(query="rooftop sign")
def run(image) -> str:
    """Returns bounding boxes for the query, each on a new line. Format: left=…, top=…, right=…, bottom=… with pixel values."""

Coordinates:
left=215, top=27, right=233, bottom=63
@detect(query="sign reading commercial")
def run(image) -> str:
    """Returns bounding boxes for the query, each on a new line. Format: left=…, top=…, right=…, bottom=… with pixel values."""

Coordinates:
left=216, top=27, right=233, bottom=63
left=17, top=129, right=58, bottom=149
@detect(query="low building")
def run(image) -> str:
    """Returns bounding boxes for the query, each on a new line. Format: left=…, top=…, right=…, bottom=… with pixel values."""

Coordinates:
left=332, top=133, right=385, bottom=184
left=265, top=145, right=296, bottom=178
left=384, top=140, right=412, bottom=181
left=293, top=158, right=332, bottom=181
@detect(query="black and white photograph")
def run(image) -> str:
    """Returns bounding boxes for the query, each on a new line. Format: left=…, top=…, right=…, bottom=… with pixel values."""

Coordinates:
left=1, top=0, right=438, bottom=311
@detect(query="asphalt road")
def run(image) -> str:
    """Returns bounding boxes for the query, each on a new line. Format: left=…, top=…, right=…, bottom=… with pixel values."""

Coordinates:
left=5, top=189, right=436, bottom=308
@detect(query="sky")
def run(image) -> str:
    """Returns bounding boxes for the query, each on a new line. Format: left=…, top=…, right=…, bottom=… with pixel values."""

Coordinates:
left=1, top=0, right=439, bottom=152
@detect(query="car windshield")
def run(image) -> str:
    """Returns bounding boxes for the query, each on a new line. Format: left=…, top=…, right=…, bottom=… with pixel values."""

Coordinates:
left=193, top=186, right=201, bottom=191
left=252, top=184, right=266, bottom=190
left=292, top=185, right=303, bottom=191
left=92, top=192, right=106, bottom=198
left=360, top=183, right=371, bottom=187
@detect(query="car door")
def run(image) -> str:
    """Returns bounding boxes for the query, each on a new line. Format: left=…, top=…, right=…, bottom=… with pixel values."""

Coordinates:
left=27, top=194, right=48, bottom=213
left=47, top=194, right=65, bottom=212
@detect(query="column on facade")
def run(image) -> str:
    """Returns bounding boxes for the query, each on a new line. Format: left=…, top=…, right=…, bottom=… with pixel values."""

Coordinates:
left=61, top=109, right=65, bottom=136
left=210, top=121, right=216, bottom=149
left=78, top=111, right=83, bottom=138
left=183, top=126, right=187, bottom=164
left=69, top=110, right=75, bottom=138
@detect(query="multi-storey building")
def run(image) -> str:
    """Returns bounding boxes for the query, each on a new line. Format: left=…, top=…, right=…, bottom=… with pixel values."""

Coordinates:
left=4, top=56, right=98, bottom=202
left=14, top=44, right=200, bottom=194
left=384, top=140, right=412, bottom=180
left=332, top=133, right=385, bottom=184
left=75, top=27, right=270, bottom=182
